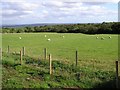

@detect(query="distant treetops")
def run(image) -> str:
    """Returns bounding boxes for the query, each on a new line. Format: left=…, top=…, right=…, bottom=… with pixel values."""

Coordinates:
left=2, top=22, right=120, bottom=34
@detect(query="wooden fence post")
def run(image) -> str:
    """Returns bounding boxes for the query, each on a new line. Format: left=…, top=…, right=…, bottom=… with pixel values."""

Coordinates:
left=8, top=45, right=10, bottom=53
left=49, top=54, right=52, bottom=75
left=44, top=48, right=47, bottom=60
left=23, top=47, right=25, bottom=56
left=76, top=50, right=78, bottom=66
left=115, top=61, right=119, bottom=88
left=20, top=50, right=22, bottom=65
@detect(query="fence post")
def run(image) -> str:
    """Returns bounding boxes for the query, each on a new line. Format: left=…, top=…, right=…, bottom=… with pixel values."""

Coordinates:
left=20, top=50, right=22, bottom=65
left=8, top=45, right=10, bottom=53
left=49, top=54, right=52, bottom=75
left=0, top=48, right=1, bottom=60
left=76, top=50, right=78, bottom=66
left=115, top=61, right=119, bottom=88
left=44, top=48, right=47, bottom=60
left=23, top=47, right=25, bottom=56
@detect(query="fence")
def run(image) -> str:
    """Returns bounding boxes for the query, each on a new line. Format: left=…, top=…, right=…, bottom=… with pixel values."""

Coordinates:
left=1, top=45, right=120, bottom=88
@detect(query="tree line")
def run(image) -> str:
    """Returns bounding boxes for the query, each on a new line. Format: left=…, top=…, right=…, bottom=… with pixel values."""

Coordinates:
left=2, top=22, right=120, bottom=34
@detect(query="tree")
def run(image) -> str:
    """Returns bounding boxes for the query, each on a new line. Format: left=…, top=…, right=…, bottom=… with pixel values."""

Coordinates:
left=85, top=25, right=98, bottom=34
left=111, top=22, right=120, bottom=34
left=34, top=26, right=40, bottom=32
left=98, top=23, right=112, bottom=34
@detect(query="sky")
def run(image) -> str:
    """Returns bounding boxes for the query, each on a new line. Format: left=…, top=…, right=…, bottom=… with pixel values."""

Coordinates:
left=1, top=0, right=119, bottom=25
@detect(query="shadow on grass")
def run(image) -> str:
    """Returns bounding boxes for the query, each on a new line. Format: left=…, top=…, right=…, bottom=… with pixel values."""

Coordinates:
left=90, top=77, right=120, bottom=90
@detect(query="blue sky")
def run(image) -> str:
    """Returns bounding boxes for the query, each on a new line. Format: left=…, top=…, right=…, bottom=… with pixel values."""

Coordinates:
left=1, top=0, right=119, bottom=25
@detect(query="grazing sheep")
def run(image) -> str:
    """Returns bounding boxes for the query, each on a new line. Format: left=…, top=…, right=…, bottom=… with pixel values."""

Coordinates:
left=101, top=37, right=104, bottom=40
left=19, top=37, right=21, bottom=39
left=109, top=36, right=111, bottom=39
left=47, top=38, right=51, bottom=41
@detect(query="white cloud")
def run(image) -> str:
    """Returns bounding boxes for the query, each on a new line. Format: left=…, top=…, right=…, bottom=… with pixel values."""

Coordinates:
left=41, top=1, right=117, bottom=19
left=44, top=0, right=119, bottom=3
left=1, top=0, right=25, bottom=2
left=48, top=1, right=64, bottom=7
left=1, top=0, right=118, bottom=24
left=2, top=9, right=17, bottom=15
left=2, top=1, right=39, bottom=18
left=16, top=0, right=119, bottom=4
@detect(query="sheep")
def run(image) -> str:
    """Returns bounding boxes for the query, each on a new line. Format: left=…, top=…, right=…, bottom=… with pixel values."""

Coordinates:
left=101, top=37, right=104, bottom=40
left=96, top=37, right=98, bottom=39
left=19, top=37, right=21, bottom=39
left=108, top=36, right=111, bottom=39
left=47, top=38, right=51, bottom=41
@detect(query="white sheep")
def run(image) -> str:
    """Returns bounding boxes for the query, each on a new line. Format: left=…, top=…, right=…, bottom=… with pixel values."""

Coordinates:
left=109, top=36, right=111, bottom=39
left=101, top=37, right=104, bottom=40
left=47, top=38, right=51, bottom=41
left=19, top=37, right=21, bottom=39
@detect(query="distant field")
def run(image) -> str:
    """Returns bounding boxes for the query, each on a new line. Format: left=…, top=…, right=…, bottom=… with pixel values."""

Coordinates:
left=2, top=33, right=118, bottom=61
left=2, top=33, right=119, bottom=88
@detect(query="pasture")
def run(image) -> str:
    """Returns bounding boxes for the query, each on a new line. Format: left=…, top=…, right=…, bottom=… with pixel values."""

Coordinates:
left=2, top=33, right=119, bottom=88
left=2, top=33, right=118, bottom=61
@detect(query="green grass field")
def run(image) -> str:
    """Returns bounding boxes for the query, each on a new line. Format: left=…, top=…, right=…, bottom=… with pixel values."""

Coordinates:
left=2, top=33, right=119, bottom=88
left=2, top=33, right=118, bottom=60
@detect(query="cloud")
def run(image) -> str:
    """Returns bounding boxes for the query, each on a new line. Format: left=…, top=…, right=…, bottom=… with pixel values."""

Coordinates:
left=43, top=1, right=64, bottom=7
left=53, top=0, right=119, bottom=3
left=23, top=0, right=119, bottom=4
left=82, top=2, right=108, bottom=5
left=1, top=0, right=118, bottom=24
left=41, top=1, right=117, bottom=19
left=2, top=1, right=39, bottom=18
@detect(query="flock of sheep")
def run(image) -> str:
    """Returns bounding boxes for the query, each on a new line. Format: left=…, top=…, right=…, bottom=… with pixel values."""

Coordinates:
left=46, top=35, right=112, bottom=41
left=18, top=35, right=65, bottom=41
left=19, top=35, right=112, bottom=41
left=96, top=36, right=111, bottom=40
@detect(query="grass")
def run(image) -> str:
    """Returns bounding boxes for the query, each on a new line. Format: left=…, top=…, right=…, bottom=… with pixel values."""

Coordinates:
left=2, top=33, right=119, bottom=88
left=2, top=52, right=117, bottom=88
left=2, top=33, right=118, bottom=60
